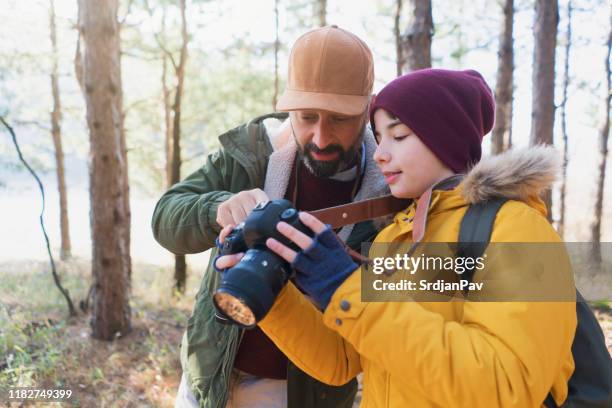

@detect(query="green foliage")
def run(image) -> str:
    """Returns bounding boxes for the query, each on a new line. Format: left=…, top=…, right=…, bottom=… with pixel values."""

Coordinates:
left=184, top=46, right=277, bottom=150
left=285, top=0, right=319, bottom=34
left=118, top=0, right=284, bottom=194
left=0, top=308, right=65, bottom=388
left=591, top=300, right=612, bottom=312
left=432, top=0, right=498, bottom=73
left=90, top=367, right=105, bottom=384
left=0, top=256, right=197, bottom=405
left=0, top=66, right=13, bottom=116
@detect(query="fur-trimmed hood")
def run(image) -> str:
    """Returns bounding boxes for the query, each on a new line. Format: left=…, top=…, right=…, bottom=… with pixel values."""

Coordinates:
left=461, top=145, right=560, bottom=206
left=416, top=145, right=561, bottom=227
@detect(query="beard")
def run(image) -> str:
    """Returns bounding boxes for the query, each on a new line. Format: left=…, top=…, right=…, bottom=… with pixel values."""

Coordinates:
left=300, top=142, right=359, bottom=177
left=294, top=122, right=366, bottom=178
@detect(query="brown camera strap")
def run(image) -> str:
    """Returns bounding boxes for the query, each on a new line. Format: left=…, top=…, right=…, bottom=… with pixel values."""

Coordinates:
left=310, top=195, right=410, bottom=229
left=309, top=175, right=463, bottom=229
left=309, top=195, right=409, bottom=265
left=309, top=175, right=464, bottom=265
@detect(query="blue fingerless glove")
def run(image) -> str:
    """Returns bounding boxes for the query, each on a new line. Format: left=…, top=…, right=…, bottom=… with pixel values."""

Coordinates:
left=291, top=226, right=358, bottom=310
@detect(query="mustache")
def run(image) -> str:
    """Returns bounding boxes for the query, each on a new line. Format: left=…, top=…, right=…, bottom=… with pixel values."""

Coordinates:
left=304, top=142, right=344, bottom=155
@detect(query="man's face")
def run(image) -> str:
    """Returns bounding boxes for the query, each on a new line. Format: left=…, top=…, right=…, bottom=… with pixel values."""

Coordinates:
left=289, top=110, right=366, bottom=177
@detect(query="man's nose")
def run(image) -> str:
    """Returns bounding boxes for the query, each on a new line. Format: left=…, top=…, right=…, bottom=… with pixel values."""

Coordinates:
left=311, top=121, right=333, bottom=150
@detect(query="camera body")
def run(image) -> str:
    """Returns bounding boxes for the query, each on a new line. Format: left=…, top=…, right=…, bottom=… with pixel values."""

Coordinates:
left=213, top=199, right=312, bottom=328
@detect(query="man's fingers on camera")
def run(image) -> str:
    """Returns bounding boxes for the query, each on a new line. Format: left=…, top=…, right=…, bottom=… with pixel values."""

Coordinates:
left=217, top=211, right=232, bottom=228
left=250, top=188, right=269, bottom=204
left=219, top=224, right=235, bottom=244
left=217, top=190, right=257, bottom=226
left=298, top=212, right=327, bottom=234
left=241, top=189, right=268, bottom=211
left=217, top=201, right=237, bottom=227
left=266, top=238, right=297, bottom=263
left=239, top=191, right=257, bottom=209
left=276, top=221, right=313, bottom=250
left=216, top=252, right=244, bottom=270
left=230, top=205, right=248, bottom=225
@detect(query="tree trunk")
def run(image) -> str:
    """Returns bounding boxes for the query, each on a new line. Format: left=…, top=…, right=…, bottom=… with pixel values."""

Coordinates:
left=400, top=0, right=433, bottom=72
left=558, top=0, right=573, bottom=238
left=395, top=0, right=403, bottom=77
left=77, top=0, right=131, bottom=340
left=163, top=54, right=173, bottom=188
left=172, top=0, right=189, bottom=294
left=161, top=12, right=173, bottom=189
left=317, top=0, right=327, bottom=26
left=49, top=0, right=71, bottom=260
left=118, top=12, right=131, bottom=284
left=590, top=11, right=612, bottom=264
left=529, top=0, right=558, bottom=221
left=491, top=0, right=514, bottom=155
left=273, top=0, right=280, bottom=110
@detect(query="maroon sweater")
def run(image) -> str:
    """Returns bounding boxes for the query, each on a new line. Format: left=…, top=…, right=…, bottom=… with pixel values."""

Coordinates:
left=233, top=159, right=358, bottom=379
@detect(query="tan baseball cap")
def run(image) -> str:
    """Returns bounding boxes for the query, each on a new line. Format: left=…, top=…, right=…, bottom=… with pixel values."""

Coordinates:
left=276, top=25, right=374, bottom=116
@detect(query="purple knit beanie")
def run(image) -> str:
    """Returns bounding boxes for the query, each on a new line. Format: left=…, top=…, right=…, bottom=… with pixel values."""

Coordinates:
left=369, top=68, right=495, bottom=173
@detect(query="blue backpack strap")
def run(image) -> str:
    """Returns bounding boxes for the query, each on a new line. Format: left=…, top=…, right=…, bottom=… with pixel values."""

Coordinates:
left=541, top=290, right=612, bottom=408
left=566, top=290, right=612, bottom=407
left=457, top=198, right=563, bottom=407
left=543, top=393, right=558, bottom=408
left=456, top=197, right=508, bottom=288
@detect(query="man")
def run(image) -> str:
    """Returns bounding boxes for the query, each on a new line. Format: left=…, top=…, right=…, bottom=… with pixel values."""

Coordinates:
left=152, top=25, right=387, bottom=408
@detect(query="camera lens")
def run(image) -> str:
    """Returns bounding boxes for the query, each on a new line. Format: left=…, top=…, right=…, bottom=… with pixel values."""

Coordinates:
left=213, top=199, right=309, bottom=328
left=213, top=249, right=290, bottom=328
left=213, top=292, right=256, bottom=327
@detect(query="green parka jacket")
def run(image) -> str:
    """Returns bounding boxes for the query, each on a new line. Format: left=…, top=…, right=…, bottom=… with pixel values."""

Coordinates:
left=151, top=112, right=389, bottom=407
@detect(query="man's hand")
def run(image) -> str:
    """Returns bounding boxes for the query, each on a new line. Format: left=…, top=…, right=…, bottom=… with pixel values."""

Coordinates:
left=216, top=188, right=269, bottom=228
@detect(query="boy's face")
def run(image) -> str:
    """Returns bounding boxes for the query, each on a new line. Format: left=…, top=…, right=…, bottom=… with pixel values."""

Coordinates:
left=373, top=109, right=454, bottom=199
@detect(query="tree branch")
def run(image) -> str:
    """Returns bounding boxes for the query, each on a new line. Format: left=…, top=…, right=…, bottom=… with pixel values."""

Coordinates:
left=154, top=33, right=178, bottom=73
left=0, top=117, right=77, bottom=317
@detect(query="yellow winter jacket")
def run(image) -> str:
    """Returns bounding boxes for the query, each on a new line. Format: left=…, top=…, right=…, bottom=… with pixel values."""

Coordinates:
left=259, top=147, right=577, bottom=407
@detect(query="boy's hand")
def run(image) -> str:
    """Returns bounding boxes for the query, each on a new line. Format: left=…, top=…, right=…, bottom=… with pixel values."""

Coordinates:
left=266, top=212, right=357, bottom=310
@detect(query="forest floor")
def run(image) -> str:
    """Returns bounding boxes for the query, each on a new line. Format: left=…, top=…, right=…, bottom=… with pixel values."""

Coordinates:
left=0, top=256, right=611, bottom=407
left=0, top=257, right=200, bottom=407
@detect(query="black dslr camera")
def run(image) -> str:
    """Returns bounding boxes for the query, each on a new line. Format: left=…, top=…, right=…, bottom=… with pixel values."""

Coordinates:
left=213, top=199, right=313, bottom=328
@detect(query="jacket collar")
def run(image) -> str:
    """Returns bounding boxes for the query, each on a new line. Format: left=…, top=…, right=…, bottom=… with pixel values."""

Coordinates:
left=461, top=145, right=558, bottom=218
left=218, top=112, right=288, bottom=186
